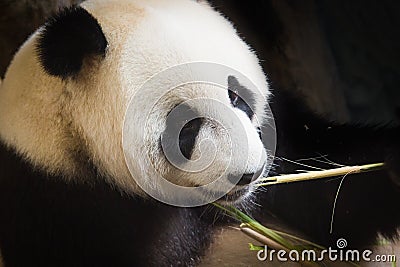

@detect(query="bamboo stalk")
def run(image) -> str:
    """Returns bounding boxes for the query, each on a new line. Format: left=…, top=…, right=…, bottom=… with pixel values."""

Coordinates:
left=212, top=162, right=381, bottom=267
left=240, top=225, right=323, bottom=267
left=240, top=225, right=288, bottom=251
left=257, top=163, right=384, bottom=187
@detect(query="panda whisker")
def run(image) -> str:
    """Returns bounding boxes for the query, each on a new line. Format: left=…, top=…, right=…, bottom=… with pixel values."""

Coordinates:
left=255, top=186, right=268, bottom=193
left=324, top=176, right=348, bottom=183
left=293, top=154, right=330, bottom=162
left=329, top=171, right=354, bottom=234
left=309, top=157, right=346, bottom=168
left=293, top=154, right=347, bottom=169
left=317, top=154, right=347, bottom=167
left=247, top=198, right=261, bottom=208
left=211, top=208, right=232, bottom=225
left=199, top=204, right=213, bottom=219
left=277, top=156, right=326, bottom=171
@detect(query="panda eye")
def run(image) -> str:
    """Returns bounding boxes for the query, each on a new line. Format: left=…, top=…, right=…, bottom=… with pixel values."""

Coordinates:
left=227, top=76, right=256, bottom=119
left=229, top=91, right=240, bottom=107
left=228, top=89, right=254, bottom=119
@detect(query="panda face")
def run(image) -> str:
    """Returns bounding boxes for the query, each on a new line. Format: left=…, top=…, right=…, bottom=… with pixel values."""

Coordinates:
left=126, top=75, right=268, bottom=204
left=0, top=0, right=271, bottom=204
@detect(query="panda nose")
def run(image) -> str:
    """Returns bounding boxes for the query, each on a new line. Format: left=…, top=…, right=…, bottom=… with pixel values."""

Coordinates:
left=237, top=173, right=255, bottom=185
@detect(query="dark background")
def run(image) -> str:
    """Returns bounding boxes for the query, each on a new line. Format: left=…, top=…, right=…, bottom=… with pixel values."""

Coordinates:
left=1, top=0, right=400, bottom=124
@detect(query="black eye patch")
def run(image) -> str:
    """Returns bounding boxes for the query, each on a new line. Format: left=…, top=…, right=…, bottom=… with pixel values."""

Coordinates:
left=161, top=104, right=203, bottom=162
left=179, top=118, right=203, bottom=159
left=227, top=76, right=255, bottom=119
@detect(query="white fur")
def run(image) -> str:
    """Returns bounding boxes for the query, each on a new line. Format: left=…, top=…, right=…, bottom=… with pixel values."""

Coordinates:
left=0, top=0, right=270, bottom=197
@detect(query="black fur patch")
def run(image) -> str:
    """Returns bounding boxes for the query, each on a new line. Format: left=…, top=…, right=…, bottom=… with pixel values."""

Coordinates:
left=36, top=6, right=108, bottom=78
left=0, top=142, right=213, bottom=266
left=256, top=88, right=400, bottom=248
left=227, top=76, right=256, bottom=119
left=162, top=104, right=203, bottom=162
left=179, top=118, right=203, bottom=160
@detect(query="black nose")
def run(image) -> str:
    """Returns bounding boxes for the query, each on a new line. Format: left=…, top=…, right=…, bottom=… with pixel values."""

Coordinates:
left=237, top=173, right=255, bottom=185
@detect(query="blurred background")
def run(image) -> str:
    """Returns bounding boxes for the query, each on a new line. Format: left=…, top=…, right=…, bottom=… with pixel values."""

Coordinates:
left=209, top=0, right=400, bottom=125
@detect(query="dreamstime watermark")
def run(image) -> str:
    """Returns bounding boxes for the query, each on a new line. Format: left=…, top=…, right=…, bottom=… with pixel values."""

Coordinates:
left=256, top=238, right=397, bottom=263
left=122, top=62, right=276, bottom=207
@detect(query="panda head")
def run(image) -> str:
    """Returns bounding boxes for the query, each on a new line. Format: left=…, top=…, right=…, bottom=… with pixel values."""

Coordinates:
left=0, top=0, right=271, bottom=206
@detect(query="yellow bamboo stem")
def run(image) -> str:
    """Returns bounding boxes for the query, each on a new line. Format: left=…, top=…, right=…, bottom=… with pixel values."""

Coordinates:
left=257, top=163, right=384, bottom=187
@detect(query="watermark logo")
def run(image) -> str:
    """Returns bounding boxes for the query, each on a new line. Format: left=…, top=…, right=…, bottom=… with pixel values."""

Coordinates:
left=336, top=238, right=347, bottom=249
left=256, top=238, right=397, bottom=263
left=122, top=62, right=276, bottom=207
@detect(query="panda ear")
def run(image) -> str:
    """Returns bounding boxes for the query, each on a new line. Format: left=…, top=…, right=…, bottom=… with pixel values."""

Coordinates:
left=36, top=6, right=108, bottom=78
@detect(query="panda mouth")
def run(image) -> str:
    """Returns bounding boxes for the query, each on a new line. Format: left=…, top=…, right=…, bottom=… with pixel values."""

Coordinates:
left=193, top=180, right=257, bottom=204
left=192, top=183, right=251, bottom=204
left=216, top=185, right=252, bottom=204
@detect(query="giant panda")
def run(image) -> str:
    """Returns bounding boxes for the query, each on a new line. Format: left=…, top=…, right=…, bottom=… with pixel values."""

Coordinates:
left=0, top=0, right=399, bottom=266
